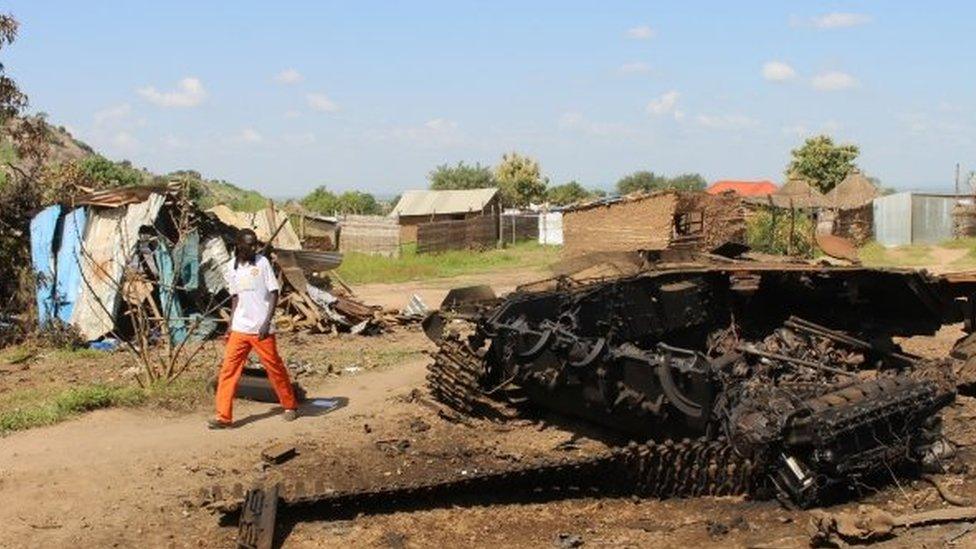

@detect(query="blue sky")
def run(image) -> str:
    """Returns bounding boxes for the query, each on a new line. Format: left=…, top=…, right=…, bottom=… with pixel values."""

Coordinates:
left=4, top=1, right=974, bottom=197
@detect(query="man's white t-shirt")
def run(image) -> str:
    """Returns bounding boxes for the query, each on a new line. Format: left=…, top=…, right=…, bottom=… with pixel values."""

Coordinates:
left=227, top=254, right=279, bottom=334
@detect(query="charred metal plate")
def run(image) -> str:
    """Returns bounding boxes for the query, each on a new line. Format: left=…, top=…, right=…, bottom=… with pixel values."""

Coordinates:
left=237, top=484, right=279, bottom=549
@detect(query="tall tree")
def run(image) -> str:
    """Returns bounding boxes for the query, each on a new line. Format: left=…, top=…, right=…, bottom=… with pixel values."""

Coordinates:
left=494, top=151, right=547, bottom=207
left=428, top=161, right=495, bottom=190
left=546, top=181, right=594, bottom=206
left=785, top=135, right=859, bottom=193
left=616, top=170, right=708, bottom=194
left=301, top=186, right=381, bottom=215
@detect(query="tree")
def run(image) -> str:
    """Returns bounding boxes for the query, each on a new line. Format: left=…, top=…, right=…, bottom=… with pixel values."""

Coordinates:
left=785, top=135, right=859, bottom=193
left=301, top=186, right=381, bottom=215
left=616, top=171, right=708, bottom=194
left=428, top=161, right=495, bottom=190
left=546, top=181, right=593, bottom=206
left=666, top=173, right=707, bottom=191
left=77, top=155, right=147, bottom=188
left=494, top=151, right=547, bottom=207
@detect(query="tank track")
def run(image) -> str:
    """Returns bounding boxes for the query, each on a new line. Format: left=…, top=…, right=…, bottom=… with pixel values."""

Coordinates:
left=426, top=334, right=520, bottom=421
left=208, top=436, right=760, bottom=518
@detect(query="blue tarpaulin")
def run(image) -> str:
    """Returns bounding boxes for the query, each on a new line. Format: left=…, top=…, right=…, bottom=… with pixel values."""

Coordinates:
left=29, top=205, right=61, bottom=325
left=54, top=207, right=87, bottom=323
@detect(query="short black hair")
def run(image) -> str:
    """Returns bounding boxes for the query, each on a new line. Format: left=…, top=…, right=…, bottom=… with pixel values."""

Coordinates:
left=236, top=228, right=257, bottom=243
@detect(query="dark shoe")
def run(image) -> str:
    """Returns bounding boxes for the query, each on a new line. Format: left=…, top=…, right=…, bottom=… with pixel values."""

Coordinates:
left=282, top=409, right=299, bottom=422
left=207, top=418, right=232, bottom=430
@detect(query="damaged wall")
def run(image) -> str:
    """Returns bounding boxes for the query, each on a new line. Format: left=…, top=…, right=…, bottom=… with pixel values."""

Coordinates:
left=562, top=193, right=677, bottom=257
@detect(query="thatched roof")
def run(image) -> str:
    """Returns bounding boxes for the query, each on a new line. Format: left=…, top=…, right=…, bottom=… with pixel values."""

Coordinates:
left=826, top=170, right=880, bottom=209
left=749, top=177, right=827, bottom=208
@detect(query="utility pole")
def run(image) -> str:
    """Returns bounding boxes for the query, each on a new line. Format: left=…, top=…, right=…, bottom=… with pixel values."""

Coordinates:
left=955, top=162, right=961, bottom=199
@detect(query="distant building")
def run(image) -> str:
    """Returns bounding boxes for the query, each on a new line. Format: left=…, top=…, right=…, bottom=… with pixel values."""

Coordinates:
left=874, top=192, right=960, bottom=246
left=390, top=188, right=501, bottom=243
left=707, top=180, right=778, bottom=196
left=560, top=190, right=745, bottom=257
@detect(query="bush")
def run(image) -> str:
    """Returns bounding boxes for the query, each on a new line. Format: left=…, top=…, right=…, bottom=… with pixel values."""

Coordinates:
left=746, top=209, right=815, bottom=257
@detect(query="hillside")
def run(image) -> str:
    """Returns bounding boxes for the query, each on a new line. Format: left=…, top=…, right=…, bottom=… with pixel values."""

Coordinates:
left=0, top=118, right=269, bottom=211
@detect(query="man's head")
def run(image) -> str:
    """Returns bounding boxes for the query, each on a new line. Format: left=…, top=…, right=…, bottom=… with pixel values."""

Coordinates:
left=235, top=229, right=259, bottom=264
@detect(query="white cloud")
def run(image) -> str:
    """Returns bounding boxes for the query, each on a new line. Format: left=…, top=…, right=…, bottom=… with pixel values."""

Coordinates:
left=94, top=103, right=132, bottom=125
left=626, top=25, right=654, bottom=40
left=811, top=71, right=858, bottom=91
left=812, top=12, right=871, bottom=29
left=112, top=131, right=138, bottom=151
left=619, top=61, right=651, bottom=75
left=646, top=90, right=680, bottom=116
left=284, top=109, right=301, bottom=119
left=238, top=128, right=263, bottom=144
left=306, top=92, right=339, bottom=112
left=274, top=68, right=304, bottom=85
left=762, top=61, right=796, bottom=81
left=558, top=112, right=584, bottom=129
left=695, top=114, right=759, bottom=130
left=138, top=77, right=207, bottom=108
left=370, top=118, right=463, bottom=147
left=161, top=134, right=187, bottom=149
left=282, top=132, right=317, bottom=146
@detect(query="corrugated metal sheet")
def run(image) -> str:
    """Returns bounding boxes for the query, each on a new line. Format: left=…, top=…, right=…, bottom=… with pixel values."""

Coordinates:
left=200, top=237, right=232, bottom=293
left=873, top=192, right=912, bottom=246
left=873, top=192, right=957, bottom=246
left=72, top=194, right=165, bottom=341
left=911, top=194, right=955, bottom=244
left=206, top=205, right=302, bottom=250
left=391, top=188, right=498, bottom=217
left=538, top=212, right=563, bottom=245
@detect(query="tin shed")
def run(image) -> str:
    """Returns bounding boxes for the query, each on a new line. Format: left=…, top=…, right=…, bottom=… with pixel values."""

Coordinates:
left=873, top=192, right=958, bottom=247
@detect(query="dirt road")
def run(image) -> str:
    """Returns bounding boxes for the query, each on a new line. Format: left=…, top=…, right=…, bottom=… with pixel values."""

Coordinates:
left=3, top=267, right=976, bottom=548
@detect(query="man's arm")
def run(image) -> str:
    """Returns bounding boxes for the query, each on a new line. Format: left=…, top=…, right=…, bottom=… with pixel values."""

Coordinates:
left=259, top=290, right=278, bottom=340
left=229, top=294, right=238, bottom=330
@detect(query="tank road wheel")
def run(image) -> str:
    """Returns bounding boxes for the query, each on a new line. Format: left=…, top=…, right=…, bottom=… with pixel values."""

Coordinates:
left=426, top=335, right=520, bottom=421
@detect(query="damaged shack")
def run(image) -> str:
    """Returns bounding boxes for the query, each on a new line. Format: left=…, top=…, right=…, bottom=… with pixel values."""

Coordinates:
left=29, top=184, right=387, bottom=344
left=560, top=190, right=746, bottom=257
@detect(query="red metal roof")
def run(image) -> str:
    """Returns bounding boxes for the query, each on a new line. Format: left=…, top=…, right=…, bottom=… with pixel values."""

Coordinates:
left=707, top=180, right=778, bottom=196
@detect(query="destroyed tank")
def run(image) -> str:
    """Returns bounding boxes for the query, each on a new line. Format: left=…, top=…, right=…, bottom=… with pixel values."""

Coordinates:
left=424, top=260, right=976, bottom=507
left=213, top=259, right=976, bottom=546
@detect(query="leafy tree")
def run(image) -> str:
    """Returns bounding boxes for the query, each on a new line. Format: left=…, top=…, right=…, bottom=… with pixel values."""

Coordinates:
left=785, top=135, right=859, bottom=193
left=77, top=155, right=147, bottom=187
left=546, top=181, right=593, bottom=206
left=301, top=186, right=381, bottom=215
left=428, top=161, right=495, bottom=190
left=494, top=151, right=547, bottom=207
left=667, top=173, right=707, bottom=191
left=616, top=171, right=708, bottom=194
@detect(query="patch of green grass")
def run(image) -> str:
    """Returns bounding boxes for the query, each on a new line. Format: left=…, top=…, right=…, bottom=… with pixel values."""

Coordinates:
left=940, top=237, right=976, bottom=250
left=336, top=241, right=559, bottom=285
left=0, top=345, right=36, bottom=365
left=0, top=377, right=209, bottom=435
left=859, top=241, right=933, bottom=267
left=48, top=347, right=108, bottom=361
left=0, top=384, right=146, bottom=434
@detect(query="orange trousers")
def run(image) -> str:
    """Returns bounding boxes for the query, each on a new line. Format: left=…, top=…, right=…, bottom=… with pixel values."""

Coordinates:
left=215, top=331, right=298, bottom=423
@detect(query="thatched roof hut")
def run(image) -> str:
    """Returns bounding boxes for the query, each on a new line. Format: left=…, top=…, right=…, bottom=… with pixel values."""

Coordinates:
left=826, top=169, right=880, bottom=210
left=746, top=177, right=826, bottom=209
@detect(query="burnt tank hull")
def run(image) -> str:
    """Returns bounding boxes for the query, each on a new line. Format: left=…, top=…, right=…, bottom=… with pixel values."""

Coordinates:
left=426, top=263, right=972, bottom=505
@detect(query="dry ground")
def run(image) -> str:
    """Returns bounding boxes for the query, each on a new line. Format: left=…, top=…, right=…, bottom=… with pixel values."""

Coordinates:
left=2, top=266, right=976, bottom=548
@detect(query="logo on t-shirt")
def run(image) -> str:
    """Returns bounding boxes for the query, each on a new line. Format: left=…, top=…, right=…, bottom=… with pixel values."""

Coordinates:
left=250, top=267, right=259, bottom=277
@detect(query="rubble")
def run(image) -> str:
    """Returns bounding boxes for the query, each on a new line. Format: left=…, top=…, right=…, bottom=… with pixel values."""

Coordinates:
left=28, top=183, right=396, bottom=345
left=809, top=505, right=976, bottom=546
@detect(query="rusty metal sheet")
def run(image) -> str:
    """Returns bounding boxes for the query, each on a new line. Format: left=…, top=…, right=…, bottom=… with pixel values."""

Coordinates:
left=71, top=194, right=165, bottom=341
left=815, top=233, right=859, bottom=262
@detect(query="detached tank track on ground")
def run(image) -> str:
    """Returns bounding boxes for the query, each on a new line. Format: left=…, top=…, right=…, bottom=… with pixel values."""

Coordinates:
left=426, top=334, right=520, bottom=421
left=210, top=436, right=760, bottom=519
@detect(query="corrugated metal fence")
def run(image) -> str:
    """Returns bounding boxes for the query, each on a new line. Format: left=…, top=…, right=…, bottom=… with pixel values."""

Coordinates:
left=873, top=192, right=956, bottom=246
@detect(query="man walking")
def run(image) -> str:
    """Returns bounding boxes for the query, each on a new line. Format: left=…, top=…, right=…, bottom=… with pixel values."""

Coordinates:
left=209, top=229, right=299, bottom=428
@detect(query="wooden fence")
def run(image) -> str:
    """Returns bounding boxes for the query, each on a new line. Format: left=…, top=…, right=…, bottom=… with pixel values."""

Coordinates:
left=337, top=215, right=401, bottom=257
left=500, top=213, right=539, bottom=244
left=416, top=215, right=498, bottom=254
